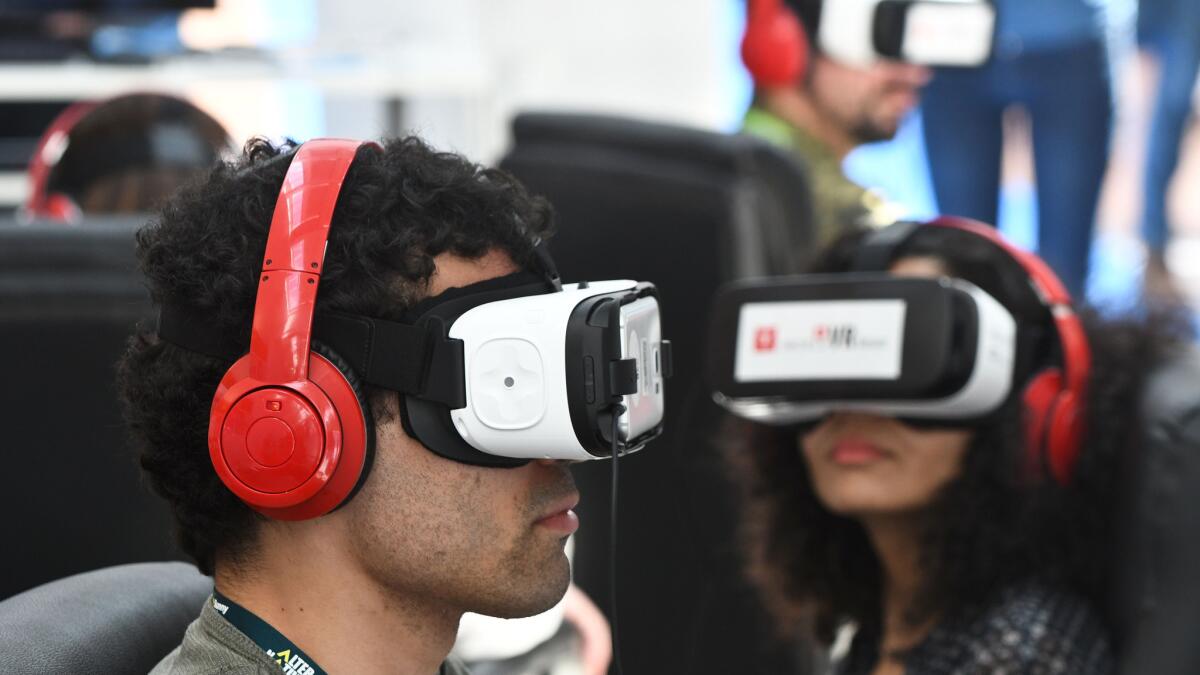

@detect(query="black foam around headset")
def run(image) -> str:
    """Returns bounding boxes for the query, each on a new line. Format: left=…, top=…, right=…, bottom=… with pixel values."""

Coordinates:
left=310, top=341, right=377, bottom=508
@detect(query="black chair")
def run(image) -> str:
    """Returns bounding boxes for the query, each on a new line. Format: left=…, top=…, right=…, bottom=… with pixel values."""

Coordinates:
left=0, top=561, right=210, bottom=674
left=0, top=218, right=184, bottom=600
left=1113, top=347, right=1200, bottom=674
left=501, top=112, right=818, bottom=675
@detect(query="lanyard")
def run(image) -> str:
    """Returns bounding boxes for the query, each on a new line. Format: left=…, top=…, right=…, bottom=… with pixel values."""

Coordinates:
left=211, top=589, right=328, bottom=675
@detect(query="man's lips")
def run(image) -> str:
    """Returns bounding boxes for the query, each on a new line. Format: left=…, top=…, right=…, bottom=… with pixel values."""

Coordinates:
left=829, top=438, right=891, bottom=466
left=534, top=492, right=581, bottom=535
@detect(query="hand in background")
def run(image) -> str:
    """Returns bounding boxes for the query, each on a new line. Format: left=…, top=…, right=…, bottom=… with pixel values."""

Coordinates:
left=562, top=583, right=612, bottom=675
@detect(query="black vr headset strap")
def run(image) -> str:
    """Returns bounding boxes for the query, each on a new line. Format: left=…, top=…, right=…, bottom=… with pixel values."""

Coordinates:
left=532, top=237, right=563, bottom=291
left=156, top=301, right=247, bottom=361
left=853, top=221, right=923, bottom=272
left=159, top=269, right=558, bottom=393
left=157, top=302, right=465, bottom=407
left=311, top=312, right=466, bottom=409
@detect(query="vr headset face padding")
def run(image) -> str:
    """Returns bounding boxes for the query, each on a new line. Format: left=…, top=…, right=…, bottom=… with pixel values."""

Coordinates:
left=208, top=140, right=377, bottom=522
left=742, top=0, right=811, bottom=87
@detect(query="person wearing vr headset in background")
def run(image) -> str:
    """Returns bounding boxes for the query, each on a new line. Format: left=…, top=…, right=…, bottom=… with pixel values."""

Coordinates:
left=740, top=0, right=994, bottom=245
left=118, top=136, right=669, bottom=675
left=711, top=218, right=1189, bottom=673
left=22, top=92, right=232, bottom=224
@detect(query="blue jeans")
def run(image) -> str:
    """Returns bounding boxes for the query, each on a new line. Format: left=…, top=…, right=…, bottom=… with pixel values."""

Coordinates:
left=1139, top=0, right=1200, bottom=256
left=921, top=38, right=1113, bottom=297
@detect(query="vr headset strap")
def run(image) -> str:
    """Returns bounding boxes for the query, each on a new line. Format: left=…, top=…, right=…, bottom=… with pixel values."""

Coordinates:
left=852, top=220, right=922, bottom=271
left=157, top=303, right=463, bottom=407
left=312, top=312, right=465, bottom=409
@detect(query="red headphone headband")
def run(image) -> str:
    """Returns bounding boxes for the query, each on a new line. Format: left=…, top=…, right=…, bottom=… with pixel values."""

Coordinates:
left=925, top=216, right=1091, bottom=485
left=23, top=100, right=98, bottom=223
left=925, top=216, right=1090, bottom=396
left=250, top=140, right=365, bottom=383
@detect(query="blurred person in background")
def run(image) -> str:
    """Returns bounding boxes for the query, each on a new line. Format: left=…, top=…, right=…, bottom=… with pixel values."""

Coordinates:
left=1137, top=0, right=1200, bottom=294
left=920, top=0, right=1123, bottom=297
left=740, top=0, right=931, bottom=244
left=724, top=219, right=1189, bottom=674
left=22, top=92, right=230, bottom=223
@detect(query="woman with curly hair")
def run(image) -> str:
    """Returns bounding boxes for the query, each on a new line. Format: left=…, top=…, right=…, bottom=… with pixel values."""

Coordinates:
left=723, top=218, right=1191, bottom=674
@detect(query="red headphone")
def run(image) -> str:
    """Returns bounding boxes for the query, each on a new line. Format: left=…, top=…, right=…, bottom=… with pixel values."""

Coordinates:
left=925, top=217, right=1091, bottom=486
left=208, top=139, right=379, bottom=521
left=25, top=93, right=231, bottom=223
left=23, top=100, right=98, bottom=223
left=741, top=0, right=811, bottom=87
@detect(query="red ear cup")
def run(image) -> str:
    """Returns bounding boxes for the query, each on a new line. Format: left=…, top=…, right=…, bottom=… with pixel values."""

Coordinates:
left=210, top=351, right=369, bottom=521
left=742, top=0, right=810, bottom=87
left=1022, top=368, right=1083, bottom=486
left=1045, top=389, right=1084, bottom=487
left=1022, top=370, right=1061, bottom=479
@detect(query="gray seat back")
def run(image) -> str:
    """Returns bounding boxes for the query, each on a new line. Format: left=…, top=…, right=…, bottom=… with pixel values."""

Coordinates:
left=0, top=218, right=183, bottom=600
left=0, top=562, right=210, bottom=674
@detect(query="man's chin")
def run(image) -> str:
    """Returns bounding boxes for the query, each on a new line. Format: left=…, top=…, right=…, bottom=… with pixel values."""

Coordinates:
left=475, top=550, right=572, bottom=619
left=852, top=120, right=901, bottom=145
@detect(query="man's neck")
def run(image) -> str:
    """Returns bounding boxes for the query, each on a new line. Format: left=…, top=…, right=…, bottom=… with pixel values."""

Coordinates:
left=215, top=528, right=459, bottom=675
left=759, top=86, right=856, bottom=161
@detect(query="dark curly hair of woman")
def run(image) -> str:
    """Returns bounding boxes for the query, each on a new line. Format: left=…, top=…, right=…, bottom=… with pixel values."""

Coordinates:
left=724, top=225, right=1193, bottom=646
left=116, top=136, right=555, bottom=575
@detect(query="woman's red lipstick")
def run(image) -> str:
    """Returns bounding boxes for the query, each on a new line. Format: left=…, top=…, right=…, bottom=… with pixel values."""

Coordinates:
left=830, top=438, right=889, bottom=466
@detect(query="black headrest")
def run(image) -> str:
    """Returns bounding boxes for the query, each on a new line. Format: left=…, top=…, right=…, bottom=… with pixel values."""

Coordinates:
left=1114, top=346, right=1200, bottom=674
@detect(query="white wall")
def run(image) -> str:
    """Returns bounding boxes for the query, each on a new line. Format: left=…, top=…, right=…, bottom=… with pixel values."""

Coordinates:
left=312, top=0, right=746, bottom=162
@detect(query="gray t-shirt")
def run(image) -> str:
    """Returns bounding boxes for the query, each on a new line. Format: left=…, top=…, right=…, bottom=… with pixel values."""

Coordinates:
left=151, top=595, right=470, bottom=675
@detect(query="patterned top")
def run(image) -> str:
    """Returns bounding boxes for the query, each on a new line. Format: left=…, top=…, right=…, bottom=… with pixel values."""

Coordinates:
left=835, top=584, right=1114, bottom=675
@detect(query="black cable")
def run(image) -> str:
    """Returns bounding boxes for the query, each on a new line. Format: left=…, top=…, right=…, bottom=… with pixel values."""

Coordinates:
left=610, top=404, right=626, bottom=675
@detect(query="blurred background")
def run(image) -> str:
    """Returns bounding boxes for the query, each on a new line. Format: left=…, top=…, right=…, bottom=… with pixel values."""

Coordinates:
left=1, top=0, right=1196, bottom=304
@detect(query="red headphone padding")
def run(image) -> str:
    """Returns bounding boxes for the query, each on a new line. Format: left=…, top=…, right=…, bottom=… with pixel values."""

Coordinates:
left=742, top=0, right=811, bottom=87
left=925, top=216, right=1091, bottom=486
left=209, top=139, right=379, bottom=520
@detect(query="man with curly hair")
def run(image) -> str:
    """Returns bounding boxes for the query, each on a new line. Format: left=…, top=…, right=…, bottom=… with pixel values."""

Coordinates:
left=118, top=137, right=582, bottom=675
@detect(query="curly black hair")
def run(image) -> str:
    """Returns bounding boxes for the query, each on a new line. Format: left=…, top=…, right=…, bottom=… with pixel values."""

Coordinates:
left=116, top=136, right=555, bottom=575
left=725, top=226, right=1193, bottom=645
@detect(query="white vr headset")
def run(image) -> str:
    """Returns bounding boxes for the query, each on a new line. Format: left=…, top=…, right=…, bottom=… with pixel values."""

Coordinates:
left=708, top=273, right=1016, bottom=425
left=161, top=267, right=672, bottom=466
left=820, top=0, right=996, bottom=67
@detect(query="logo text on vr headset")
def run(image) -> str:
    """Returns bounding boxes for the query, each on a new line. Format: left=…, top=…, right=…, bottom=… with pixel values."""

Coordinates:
left=813, top=324, right=857, bottom=347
